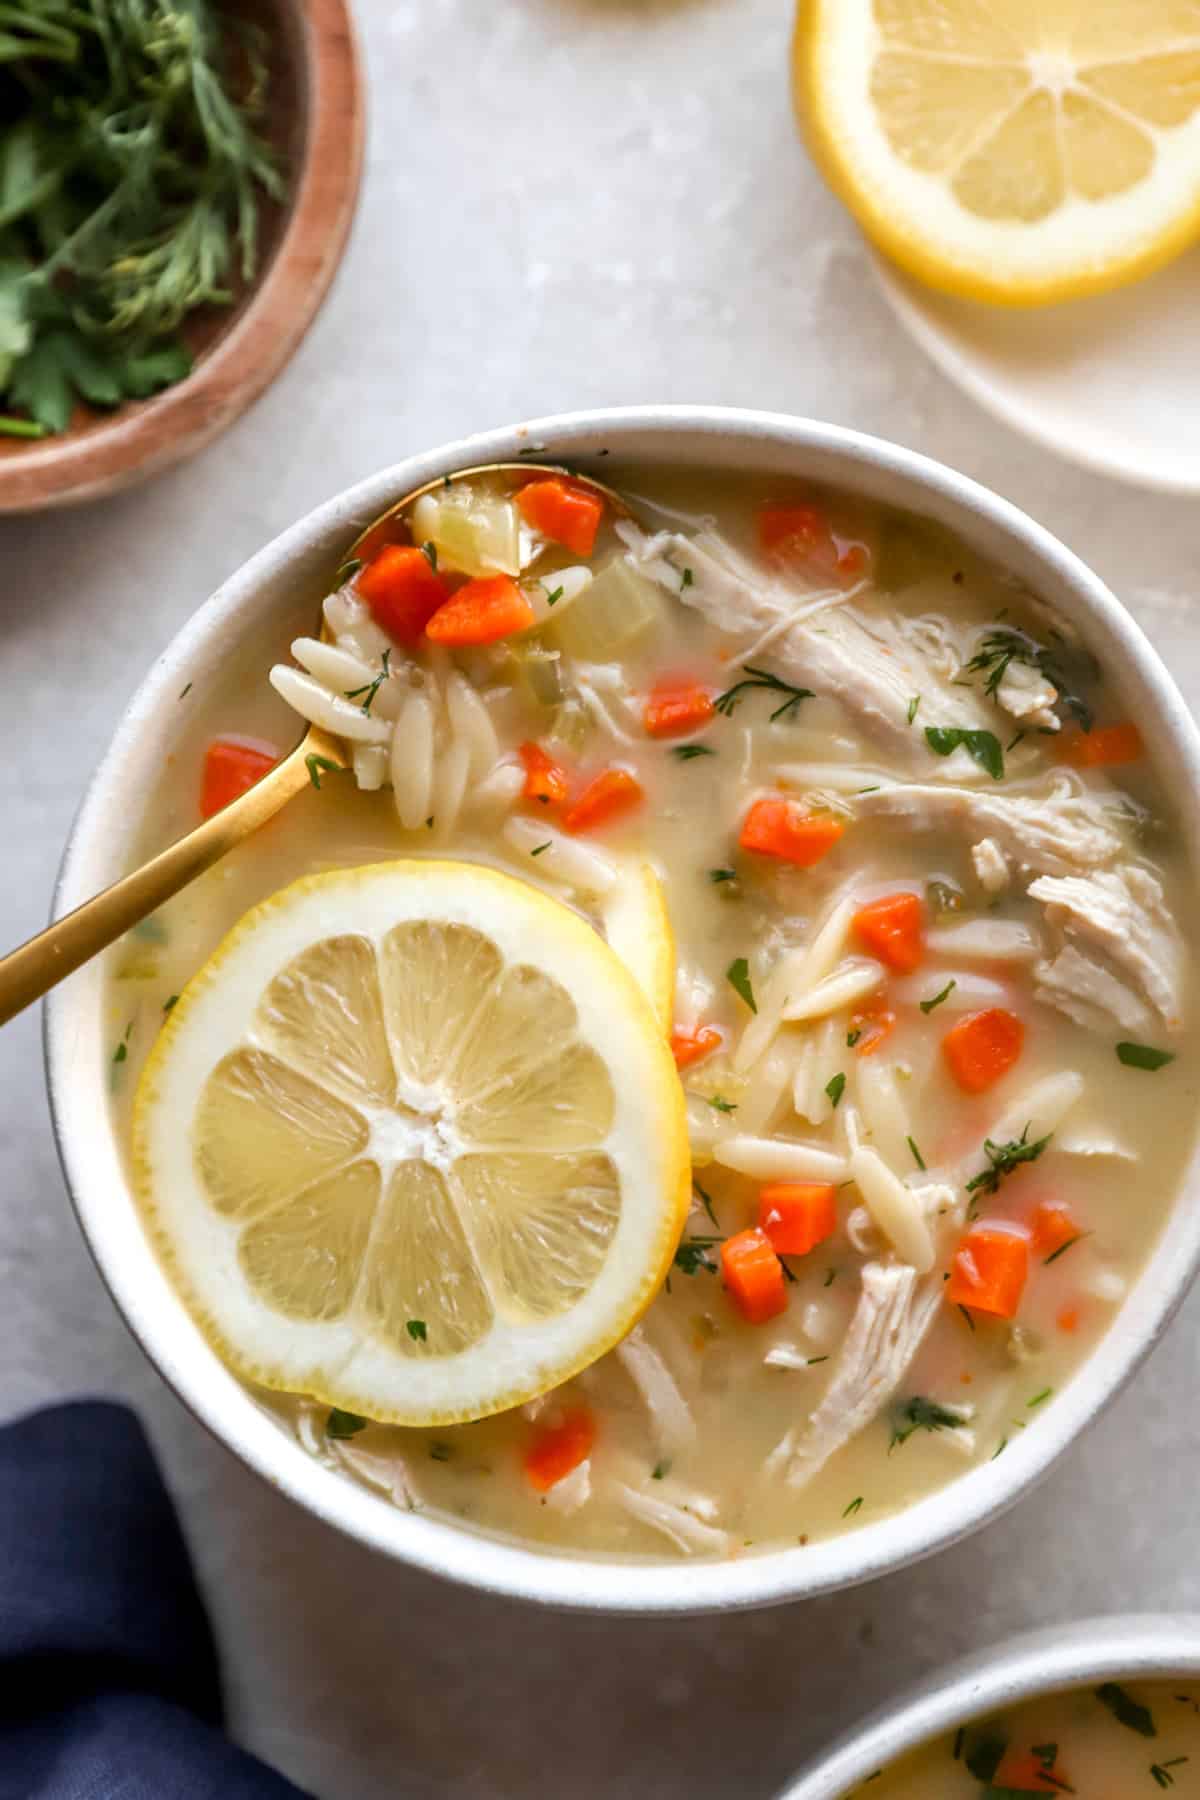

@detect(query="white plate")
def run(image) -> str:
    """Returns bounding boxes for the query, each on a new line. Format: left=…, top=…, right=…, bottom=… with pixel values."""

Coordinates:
left=874, top=246, right=1200, bottom=494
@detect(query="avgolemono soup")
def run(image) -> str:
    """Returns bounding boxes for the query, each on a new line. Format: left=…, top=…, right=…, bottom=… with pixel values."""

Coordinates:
left=112, top=464, right=1196, bottom=1559
left=857, top=1676, right=1200, bottom=1797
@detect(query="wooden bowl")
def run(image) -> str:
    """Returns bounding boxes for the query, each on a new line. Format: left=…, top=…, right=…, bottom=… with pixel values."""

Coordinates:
left=0, top=0, right=364, bottom=514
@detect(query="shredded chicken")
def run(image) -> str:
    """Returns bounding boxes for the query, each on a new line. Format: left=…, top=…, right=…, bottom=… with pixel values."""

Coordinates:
left=616, top=1326, right=697, bottom=1457
left=333, top=1440, right=416, bottom=1510
left=995, top=659, right=1060, bottom=731
left=613, top=1483, right=731, bottom=1556
left=854, top=774, right=1126, bottom=877
left=1030, top=865, right=1185, bottom=1034
left=1034, top=944, right=1155, bottom=1037
left=971, top=836, right=1010, bottom=895
left=544, top=1459, right=592, bottom=1516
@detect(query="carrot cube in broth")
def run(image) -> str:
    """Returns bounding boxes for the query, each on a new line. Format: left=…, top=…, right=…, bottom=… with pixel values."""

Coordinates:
left=643, top=679, right=715, bottom=739
left=947, top=1224, right=1029, bottom=1319
left=853, top=891, right=924, bottom=973
left=425, top=575, right=536, bottom=646
left=942, top=1007, right=1024, bottom=1093
left=523, top=1406, right=596, bottom=1492
left=721, top=1228, right=788, bottom=1324
left=519, top=742, right=571, bottom=808
left=739, top=798, right=845, bottom=867
left=757, top=1183, right=838, bottom=1257
left=564, top=767, right=643, bottom=834
left=357, top=544, right=450, bottom=644
left=516, top=476, right=604, bottom=557
left=1030, top=1199, right=1081, bottom=1257
left=200, top=739, right=278, bottom=820
left=670, top=1025, right=723, bottom=1070
left=1058, top=721, right=1143, bottom=768
left=758, top=503, right=870, bottom=583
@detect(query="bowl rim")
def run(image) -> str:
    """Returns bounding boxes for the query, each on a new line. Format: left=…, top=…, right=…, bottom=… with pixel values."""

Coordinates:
left=0, top=0, right=364, bottom=515
left=43, top=404, right=1200, bottom=1614
left=776, top=1613, right=1200, bottom=1796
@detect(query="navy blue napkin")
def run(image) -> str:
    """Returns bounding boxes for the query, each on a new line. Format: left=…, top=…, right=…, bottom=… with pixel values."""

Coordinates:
left=0, top=1399, right=310, bottom=1800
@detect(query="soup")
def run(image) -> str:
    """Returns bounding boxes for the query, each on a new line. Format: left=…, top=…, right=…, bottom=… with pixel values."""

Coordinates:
left=108, top=463, right=1195, bottom=1560
left=856, top=1675, right=1200, bottom=1796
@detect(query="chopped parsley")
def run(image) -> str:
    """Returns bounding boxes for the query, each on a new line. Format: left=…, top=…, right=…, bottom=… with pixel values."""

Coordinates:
left=305, top=753, right=344, bottom=790
left=964, top=1734, right=1007, bottom=1785
left=672, top=743, right=715, bottom=760
left=652, top=1459, right=671, bottom=1480
left=991, top=1436, right=1008, bottom=1460
left=529, top=841, right=552, bottom=857
left=906, top=695, right=920, bottom=725
left=965, top=1125, right=1052, bottom=1197
left=1044, top=1233, right=1088, bottom=1266
left=965, top=625, right=1095, bottom=732
left=335, top=557, right=363, bottom=586
left=428, top=1440, right=453, bottom=1462
left=714, top=665, right=814, bottom=722
left=1152, top=1758, right=1189, bottom=1789
left=1117, top=1042, right=1176, bottom=1071
left=1027, top=1387, right=1053, bottom=1409
left=708, top=867, right=738, bottom=884
left=823, top=1267, right=837, bottom=1288
left=846, top=1026, right=863, bottom=1048
left=706, top=1094, right=737, bottom=1114
left=807, top=1355, right=829, bottom=1366
left=924, top=725, right=1005, bottom=781
left=919, top=979, right=956, bottom=1015
left=726, top=956, right=756, bottom=1013
left=345, top=648, right=392, bottom=714
left=673, top=1236, right=722, bottom=1276
left=162, top=994, right=179, bottom=1013
left=178, top=682, right=192, bottom=699
left=420, top=541, right=438, bottom=571
left=406, top=1319, right=428, bottom=1343
left=693, top=1181, right=720, bottom=1229
left=112, top=1041, right=128, bottom=1066
left=680, top=567, right=694, bottom=590
left=326, top=1409, right=367, bottom=1439
left=543, top=583, right=564, bottom=607
left=842, top=1496, right=863, bottom=1517
left=825, top=1072, right=846, bottom=1108
left=906, top=1135, right=926, bottom=1171
left=1096, top=1683, right=1157, bottom=1738
left=889, top=1395, right=963, bottom=1449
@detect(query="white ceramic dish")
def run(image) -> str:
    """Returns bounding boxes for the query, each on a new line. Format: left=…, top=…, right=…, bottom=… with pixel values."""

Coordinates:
left=777, top=1614, right=1200, bottom=1797
left=43, top=406, right=1200, bottom=1614
left=874, top=250, right=1200, bottom=495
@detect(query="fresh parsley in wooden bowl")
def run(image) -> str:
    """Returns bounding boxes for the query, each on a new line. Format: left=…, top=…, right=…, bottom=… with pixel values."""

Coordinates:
left=0, top=0, right=363, bottom=513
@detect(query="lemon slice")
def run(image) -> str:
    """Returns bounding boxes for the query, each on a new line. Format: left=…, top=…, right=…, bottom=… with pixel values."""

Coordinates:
left=133, top=861, right=689, bottom=1425
left=795, top=0, right=1200, bottom=305
left=602, top=863, right=675, bottom=1034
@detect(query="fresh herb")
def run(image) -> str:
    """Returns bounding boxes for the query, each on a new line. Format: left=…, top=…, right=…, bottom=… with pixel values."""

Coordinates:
left=326, top=1409, right=367, bottom=1439
left=907, top=695, right=920, bottom=725
left=673, top=1236, right=721, bottom=1276
left=906, top=1135, right=926, bottom=1171
left=1117, top=1042, right=1176, bottom=1072
left=965, top=626, right=1095, bottom=732
left=425, top=816, right=434, bottom=829
left=672, top=744, right=715, bottom=760
left=953, top=1728, right=965, bottom=1761
left=1044, top=1233, right=1088, bottom=1266
left=714, top=665, right=814, bottom=722
left=825, top=1072, right=846, bottom=1109
left=926, top=878, right=965, bottom=916
left=708, top=867, right=737, bottom=884
left=856, top=786, right=881, bottom=794
left=842, top=1496, right=863, bottom=1517
left=964, top=1734, right=1007, bottom=1785
left=1151, top=1758, right=1189, bottom=1788
left=846, top=1026, right=863, bottom=1048
left=680, top=567, right=694, bottom=590
left=335, top=558, right=363, bottom=586
left=726, top=957, right=756, bottom=1013
left=1096, top=1683, right=1157, bottom=1738
left=1031, top=1744, right=1058, bottom=1776
left=1027, top=1387, right=1053, bottom=1408
left=807, top=1355, right=829, bottom=1366
left=920, top=979, right=956, bottom=1015
left=112, top=1041, right=128, bottom=1066
left=957, top=1303, right=976, bottom=1332
left=529, top=841, right=552, bottom=857
left=305, top=753, right=343, bottom=790
left=652, top=1459, right=671, bottom=1480
left=889, top=1395, right=963, bottom=1449
left=420, top=541, right=438, bottom=571
left=925, top=726, right=1005, bottom=781
left=966, top=1126, right=1052, bottom=1197
left=162, top=994, right=179, bottom=1013
left=178, top=682, right=192, bottom=699
left=693, top=1181, right=719, bottom=1229
left=542, top=583, right=564, bottom=607
left=429, top=1441, right=453, bottom=1462
left=1006, top=729, right=1027, bottom=753
left=0, top=0, right=282, bottom=433
left=345, top=648, right=391, bottom=714
left=406, top=1319, right=428, bottom=1343
left=991, top=1436, right=1008, bottom=1460
left=706, top=1094, right=737, bottom=1114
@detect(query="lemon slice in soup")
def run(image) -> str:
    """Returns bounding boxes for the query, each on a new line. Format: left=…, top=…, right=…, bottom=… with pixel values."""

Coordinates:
left=133, top=861, right=690, bottom=1425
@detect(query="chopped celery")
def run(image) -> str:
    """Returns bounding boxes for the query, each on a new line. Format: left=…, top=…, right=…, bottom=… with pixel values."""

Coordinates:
left=546, top=697, right=592, bottom=755
left=552, top=555, right=662, bottom=660
left=511, top=641, right=565, bottom=708
left=410, top=490, right=520, bottom=577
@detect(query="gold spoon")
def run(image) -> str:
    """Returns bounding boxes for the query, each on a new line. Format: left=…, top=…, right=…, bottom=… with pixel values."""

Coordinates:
left=0, top=461, right=624, bottom=1026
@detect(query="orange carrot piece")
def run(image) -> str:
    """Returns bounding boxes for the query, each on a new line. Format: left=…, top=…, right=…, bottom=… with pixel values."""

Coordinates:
left=757, top=1183, right=838, bottom=1257
left=853, top=891, right=925, bottom=973
left=720, top=1228, right=788, bottom=1324
left=670, top=1025, right=723, bottom=1070
left=356, top=544, right=450, bottom=645
left=523, top=1406, right=596, bottom=1493
left=563, top=767, right=643, bottom=834
left=738, top=798, right=845, bottom=867
left=850, top=1006, right=896, bottom=1058
left=519, top=741, right=571, bottom=808
left=942, top=1008, right=1024, bottom=1094
left=200, top=739, right=278, bottom=820
left=946, top=1224, right=1029, bottom=1319
left=1057, top=1305, right=1081, bottom=1333
left=643, top=679, right=715, bottom=739
left=425, top=574, right=536, bottom=646
left=516, top=476, right=604, bottom=557
left=1058, top=721, right=1143, bottom=768
left=758, top=503, right=870, bottom=583
left=1030, top=1199, right=1081, bottom=1257
left=995, top=1750, right=1071, bottom=1793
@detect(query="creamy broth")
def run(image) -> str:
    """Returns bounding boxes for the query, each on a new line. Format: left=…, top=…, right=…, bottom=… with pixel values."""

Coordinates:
left=859, top=1676, right=1200, bottom=1797
left=107, top=465, right=1197, bottom=1559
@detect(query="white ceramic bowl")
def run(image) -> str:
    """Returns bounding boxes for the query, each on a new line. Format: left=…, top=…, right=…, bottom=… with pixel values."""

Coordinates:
left=778, top=1614, right=1200, bottom=1797
left=44, top=406, right=1200, bottom=1614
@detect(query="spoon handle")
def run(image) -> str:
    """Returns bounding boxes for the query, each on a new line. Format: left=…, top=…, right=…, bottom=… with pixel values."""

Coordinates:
left=0, top=737, right=325, bottom=1027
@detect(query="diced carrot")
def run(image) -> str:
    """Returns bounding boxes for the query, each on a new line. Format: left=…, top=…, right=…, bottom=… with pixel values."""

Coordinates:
left=1058, top=721, right=1143, bottom=768
left=200, top=738, right=278, bottom=820
left=757, top=1183, right=838, bottom=1257
left=670, top=1025, right=723, bottom=1070
left=643, top=679, right=715, bottom=739
left=995, top=1750, right=1070, bottom=1793
left=1030, top=1199, right=1081, bottom=1257
left=850, top=1006, right=896, bottom=1058
left=1057, top=1305, right=1081, bottom=1333
left=720, top=1228, right=788, bottom=1324
left=853, top=891, right=924, bottom=973
left=516, top=475, right=605, bottom=557
left=739, top=798, right=846, bottom=867
left=425, top=574, right=536, bottom=646
left=946, top=1224, right=1029, bottom=1319
left=519, top=741, right=571, bottom=808
left=563, top=767, right=643, bottom=834
left=758, top=504, right=870, bottom=583
left=942, top=1008, right=1024, bottom=1094
left=357, top=544, right=450, bottom=644
left=523, top=1406, right=596, bottom=1493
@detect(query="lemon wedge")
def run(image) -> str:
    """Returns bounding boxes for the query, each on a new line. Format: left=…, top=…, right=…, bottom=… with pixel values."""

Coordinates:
left=133, top=861, right=689, bottom=1425
left=795, top=0, right=1200, bottom=305
left=602, top=863, right=675, bottom=1034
